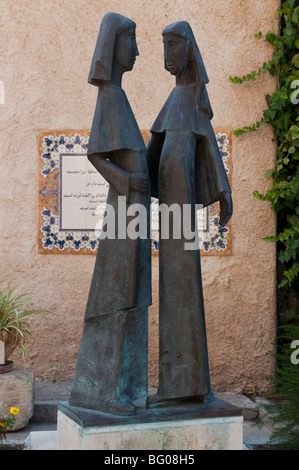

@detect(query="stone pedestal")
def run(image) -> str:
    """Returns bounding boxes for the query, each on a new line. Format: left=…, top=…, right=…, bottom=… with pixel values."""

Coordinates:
left=0, top=368, right=35, bottom=431
left=58, top=399, right=243, bottom=450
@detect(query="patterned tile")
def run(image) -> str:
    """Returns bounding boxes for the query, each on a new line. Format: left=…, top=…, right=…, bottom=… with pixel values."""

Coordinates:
left=38, top=129, right=232, bottom=255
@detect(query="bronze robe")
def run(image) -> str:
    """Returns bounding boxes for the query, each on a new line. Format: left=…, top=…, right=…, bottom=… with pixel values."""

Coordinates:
left=70, top=84, right=151, bottom=414
left=148, top=83, right=230, bottom=403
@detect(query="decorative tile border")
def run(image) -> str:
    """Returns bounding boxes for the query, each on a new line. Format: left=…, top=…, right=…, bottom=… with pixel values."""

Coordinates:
left=38, top=129, right=232, bottom=255
left=199, top=128, right=232, bottom=256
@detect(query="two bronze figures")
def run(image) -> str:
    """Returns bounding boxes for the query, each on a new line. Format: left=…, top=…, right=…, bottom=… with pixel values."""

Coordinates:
left=69, top=12, right=232, bottom=415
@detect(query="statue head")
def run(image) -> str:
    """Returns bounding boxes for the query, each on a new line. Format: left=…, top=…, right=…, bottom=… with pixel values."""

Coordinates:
left=88, top=12, right=138, bottom=86
left=162, top=21, right=213, bottom=119
left=113, top=23, right=139, bottom=74
left=162, top=24, right=192, bottom=77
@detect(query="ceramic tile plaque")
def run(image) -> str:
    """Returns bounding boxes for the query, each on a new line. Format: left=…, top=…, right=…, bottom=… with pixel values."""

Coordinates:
left=59, top=152, right=109, bottom=232
left=38, top=129, right=232, bottom=255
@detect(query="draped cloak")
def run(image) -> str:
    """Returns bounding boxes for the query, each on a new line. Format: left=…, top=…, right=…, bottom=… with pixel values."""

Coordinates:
left=88, top=84, right=145, bottom=154
left=150, top=83, right=231, bottom=207
left=85, top=84, right=151, bottom=319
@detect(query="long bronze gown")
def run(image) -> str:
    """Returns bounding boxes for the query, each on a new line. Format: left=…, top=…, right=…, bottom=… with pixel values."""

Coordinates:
left=69, top=84, right=151, bottom=414
left=148, top=82, right=231, bottom=403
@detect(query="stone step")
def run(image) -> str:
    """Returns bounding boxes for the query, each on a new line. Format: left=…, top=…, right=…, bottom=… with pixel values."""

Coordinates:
left=24, top=430, right=58, bottom=450
left=30, top=401, right=60, bottom=424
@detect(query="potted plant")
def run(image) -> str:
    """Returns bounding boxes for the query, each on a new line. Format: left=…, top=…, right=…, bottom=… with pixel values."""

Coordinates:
left=0, top=284, right=50, bottom=373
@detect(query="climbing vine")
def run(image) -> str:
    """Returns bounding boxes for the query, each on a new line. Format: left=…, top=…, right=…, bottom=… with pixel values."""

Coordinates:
left=230, top=0, right=299, bottom=449
left=230, top=0, right=299, bottom=290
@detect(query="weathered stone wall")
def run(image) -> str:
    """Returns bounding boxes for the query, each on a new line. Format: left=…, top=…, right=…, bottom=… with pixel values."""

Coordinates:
left=0, top=0, right=279, bottom=393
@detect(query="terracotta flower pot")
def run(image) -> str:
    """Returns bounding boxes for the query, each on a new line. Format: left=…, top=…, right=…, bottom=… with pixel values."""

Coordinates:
left=0, top=361, right=13, bottom=374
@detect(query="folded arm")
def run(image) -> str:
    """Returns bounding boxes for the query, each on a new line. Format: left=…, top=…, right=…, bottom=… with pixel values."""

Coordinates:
left=88, top=152, right=150, bottom=201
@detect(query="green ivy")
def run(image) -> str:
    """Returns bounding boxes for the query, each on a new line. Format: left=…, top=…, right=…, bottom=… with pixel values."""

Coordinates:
left=230, top=0, right=299, bottom=290
left=230, top=0, right=299, bottom=449
left=263, top=311, right=299, bottom=450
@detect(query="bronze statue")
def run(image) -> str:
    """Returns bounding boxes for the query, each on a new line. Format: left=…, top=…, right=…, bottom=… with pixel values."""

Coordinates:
left=69, top=12, right=151, bottom=415
left=147, top=21, right=233, bottom=407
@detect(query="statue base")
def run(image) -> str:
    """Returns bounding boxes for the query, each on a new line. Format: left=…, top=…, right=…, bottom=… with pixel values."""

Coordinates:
left=57, top=399, right=243, bottom=450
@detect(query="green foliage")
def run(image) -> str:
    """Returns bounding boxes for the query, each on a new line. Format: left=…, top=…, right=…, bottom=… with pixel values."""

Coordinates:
left=0, top=408, right=19, bottom=442
left=264, top=311, right=299, bottom=449
left=0, top=284, right=52, bottom=361
left=230, top=1, right=299, bottom=449
left=233, top=118, right=265, bottom=137
left=231, top=0, right=299, bottom=289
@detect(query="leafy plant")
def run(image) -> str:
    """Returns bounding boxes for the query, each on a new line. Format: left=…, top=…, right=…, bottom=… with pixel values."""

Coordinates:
left=229, top=0, right=299, bottom=449
left=0, top=284, right=52, bottom=363
left=263, top=311, right=299, bottom=449
left=0, top=407, right=19, bottom=442
left=230, top=0, right=299, bottom=291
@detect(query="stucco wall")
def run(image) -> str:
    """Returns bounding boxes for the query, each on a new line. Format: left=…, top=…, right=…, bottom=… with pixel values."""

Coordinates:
left=0, top=0, right=279, bottom=393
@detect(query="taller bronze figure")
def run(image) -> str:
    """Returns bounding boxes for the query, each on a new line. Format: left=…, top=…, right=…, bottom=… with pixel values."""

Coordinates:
left=69, top=12, right=151, bottom=415
left=147, top=21, right=233, bottom=406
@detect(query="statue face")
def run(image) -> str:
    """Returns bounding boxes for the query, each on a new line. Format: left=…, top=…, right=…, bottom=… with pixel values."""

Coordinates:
left=114, top=26, right=139, bottom=72
left=163, top=33, right=191, bottom=76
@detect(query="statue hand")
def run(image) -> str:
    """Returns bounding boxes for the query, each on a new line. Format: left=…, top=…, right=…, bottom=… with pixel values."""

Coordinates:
left=129, top=173, right=151, bottom=193
left=219, top=192, right=233, bottom=227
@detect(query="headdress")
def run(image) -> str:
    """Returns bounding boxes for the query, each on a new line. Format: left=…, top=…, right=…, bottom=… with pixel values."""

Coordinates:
left=162, top=21, right=213, bottom=119
left=88, top=12, right=136, bottom=86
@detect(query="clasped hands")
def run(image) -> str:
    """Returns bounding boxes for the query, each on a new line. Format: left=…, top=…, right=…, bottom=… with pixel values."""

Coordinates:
left=129, top=173, right=151, bottom=193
